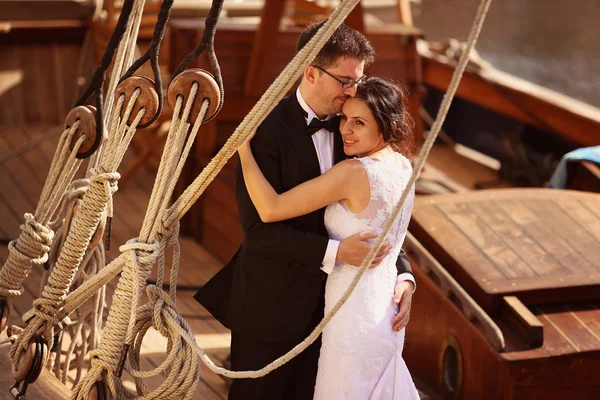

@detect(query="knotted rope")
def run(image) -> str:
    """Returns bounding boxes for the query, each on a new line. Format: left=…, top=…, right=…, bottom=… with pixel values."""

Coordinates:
left=73, top=82, right=209, bottom=399
left=31, top=178, right=108, bottom=386
left=0, top=124, right=85, bottom=301
left=10, top=87, right=148, bottom=370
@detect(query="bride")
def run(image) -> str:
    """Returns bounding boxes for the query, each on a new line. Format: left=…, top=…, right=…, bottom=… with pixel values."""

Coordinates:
left=238, top=77, right=420, bottom=399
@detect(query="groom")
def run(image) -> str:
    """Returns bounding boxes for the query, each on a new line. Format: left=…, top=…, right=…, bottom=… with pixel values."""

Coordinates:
left=195, top=21, right=415, bottom=399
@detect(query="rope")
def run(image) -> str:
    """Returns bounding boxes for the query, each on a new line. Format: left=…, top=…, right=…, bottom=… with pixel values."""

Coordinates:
left=65, top=4, right=379, bottom=397
left=32, top=179, right=108, bottom=387
left=88, top=0, right=148, bottom=172
left=9, top=89, right=147, bottom=371
left=65, top=0, right=489, bottom=396
left=0, top=124, right=85, bottom=300
left=2, top=0, right=148, bottom=391
left=73, top=85, right=209, bottom=399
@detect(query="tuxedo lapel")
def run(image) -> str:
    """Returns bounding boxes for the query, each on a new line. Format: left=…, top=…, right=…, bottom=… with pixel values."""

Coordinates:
left=333, top=127, right=346, bottom=164
left=282, top=95, right=321, bottom=179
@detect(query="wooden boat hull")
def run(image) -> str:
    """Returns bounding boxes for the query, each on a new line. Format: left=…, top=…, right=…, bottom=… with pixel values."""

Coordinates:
left=403, top=189, right=600, bottom=399
left=404, top=254, right=600, bottom=399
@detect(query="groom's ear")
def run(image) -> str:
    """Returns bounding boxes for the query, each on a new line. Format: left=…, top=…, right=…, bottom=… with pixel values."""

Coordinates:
left=305, top=66, right=318, bottom=85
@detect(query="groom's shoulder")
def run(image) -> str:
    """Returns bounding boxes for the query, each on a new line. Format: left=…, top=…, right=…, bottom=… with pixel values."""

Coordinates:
left=257, top=95, right=293, bottom=133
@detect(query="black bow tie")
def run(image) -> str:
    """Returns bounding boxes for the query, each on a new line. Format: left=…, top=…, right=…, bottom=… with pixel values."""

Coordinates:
left=305, top=115, right=340, bottom=136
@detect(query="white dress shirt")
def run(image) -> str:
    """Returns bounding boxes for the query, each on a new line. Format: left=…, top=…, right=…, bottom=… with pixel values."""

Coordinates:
left=295, top=88, right=415, bottom=289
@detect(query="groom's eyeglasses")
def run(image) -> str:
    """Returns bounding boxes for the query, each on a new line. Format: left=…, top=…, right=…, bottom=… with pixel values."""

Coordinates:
left=313, top=66, right=367, bottom=89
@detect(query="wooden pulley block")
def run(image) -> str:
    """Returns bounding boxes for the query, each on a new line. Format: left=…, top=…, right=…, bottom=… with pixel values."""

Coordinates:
left=12, top=334, right=48, bottom=384
left=65, top=105, right=100, bottom=159
left=115, top=76, right=160, bottom=127
left=0, top=298, right=9, bottom=332
left=168, top=68, right=221, bottom=123
left=87, top=380, right=112, bottom=400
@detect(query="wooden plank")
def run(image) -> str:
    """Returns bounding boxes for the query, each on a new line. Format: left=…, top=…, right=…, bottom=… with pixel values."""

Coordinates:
left=554, top=197, right=600, bottom=245
left=469, top=201, right=564, bottom=277
left=243, top=0, right=286, bottom=97
left=536, top=304, right=600, bottom=353
left=564, top=303, right=600, bottom=343
left=532, top=305, right=579, bottom=356
left=0, top=46, right=25, bottom=126
left=397, top=0, right=414, bottom=26
left=437, top=202, right=534, bottom=279
left=530, top=199, right=600, bottom=269
left=500, top=296, right=543, bottom=348
left=0, top=70, right=22, bottom=97
left=496, top=200, right=598, bottom=276
left=344, top=2, right=365, bottom=33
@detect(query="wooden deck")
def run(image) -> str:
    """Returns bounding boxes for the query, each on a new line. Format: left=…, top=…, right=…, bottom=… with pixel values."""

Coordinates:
left=0, top=124, right=231, bottom=398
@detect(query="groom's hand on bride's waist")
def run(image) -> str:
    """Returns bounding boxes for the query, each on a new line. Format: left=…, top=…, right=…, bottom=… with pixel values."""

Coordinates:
left=336, top=231, right=391, bottom=268
left=392, top=280, right=414, bottom=331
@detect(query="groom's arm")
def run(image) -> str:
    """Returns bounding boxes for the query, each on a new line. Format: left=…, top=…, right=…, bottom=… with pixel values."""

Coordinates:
left=236, top=122, right=329, bottom=270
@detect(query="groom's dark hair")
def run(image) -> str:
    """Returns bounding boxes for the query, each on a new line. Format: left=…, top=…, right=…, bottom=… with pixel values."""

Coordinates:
left=296, top=21, right=375, bottom=69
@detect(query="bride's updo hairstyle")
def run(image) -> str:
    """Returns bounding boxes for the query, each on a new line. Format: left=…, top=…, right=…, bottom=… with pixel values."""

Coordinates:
left=355, top=77, right=414, bottom=158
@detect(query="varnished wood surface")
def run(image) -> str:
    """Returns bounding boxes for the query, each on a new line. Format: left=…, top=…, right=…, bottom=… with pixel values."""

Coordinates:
left=405, top=245, right=600, bottom=399
left=410, top=188, right=600, bottom=311
left=0, top=25, right=86, bottom=126
left=0, top=125, right=230, bottom=399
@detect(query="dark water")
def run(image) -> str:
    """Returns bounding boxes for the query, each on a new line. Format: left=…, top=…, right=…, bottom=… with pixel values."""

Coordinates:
left=381, top=0, right=600, bottom=108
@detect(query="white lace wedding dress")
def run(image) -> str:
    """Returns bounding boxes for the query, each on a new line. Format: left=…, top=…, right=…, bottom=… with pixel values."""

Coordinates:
left=314, top=154, right=420, bottom=400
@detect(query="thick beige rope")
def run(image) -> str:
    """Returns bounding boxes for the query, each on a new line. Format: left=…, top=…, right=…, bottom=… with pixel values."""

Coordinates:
left=10, top=90, right=147, bottom=370
left=88, top=0, right=147, bottom=172
left=0, top=124, right=85, bottom=301
left=66, top=6, right=366, bottom=397
left=35, top=179, right=108, bottom=387
left=72, top=85, right=209, bottom=399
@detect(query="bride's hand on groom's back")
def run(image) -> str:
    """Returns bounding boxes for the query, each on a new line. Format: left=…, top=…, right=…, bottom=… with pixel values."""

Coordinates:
left=336, top=231, right=391, bottom=268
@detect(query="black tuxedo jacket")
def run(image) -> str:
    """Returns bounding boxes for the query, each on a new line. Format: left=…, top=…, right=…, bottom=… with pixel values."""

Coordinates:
left=194, top=94, right=413, bottom=343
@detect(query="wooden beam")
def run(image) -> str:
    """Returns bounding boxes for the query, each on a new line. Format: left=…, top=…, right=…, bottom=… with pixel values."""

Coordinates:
left=500, top=296, right=544, bottom=348
left=244, top=0, right=286, bottom=97
left=344, top=1, right=365, bottom=33
left=397, top=0, right=413, bottom=27
left=421, top=53, right=600, bottom=147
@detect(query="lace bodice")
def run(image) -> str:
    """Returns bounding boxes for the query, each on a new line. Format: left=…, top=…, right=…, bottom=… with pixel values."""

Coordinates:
left=325, top=154, right=415, bottom=261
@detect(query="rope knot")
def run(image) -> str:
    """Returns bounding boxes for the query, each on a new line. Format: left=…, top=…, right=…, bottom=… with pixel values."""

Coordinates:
left=0, top=214, right=55, bottom=297
left=146, top=285, right=175, bottom=335
left=90, top=167, right=120, bottom=186
left=119, top=238, right=160, bottom=269
left=154, top=220, right=179, bottom=245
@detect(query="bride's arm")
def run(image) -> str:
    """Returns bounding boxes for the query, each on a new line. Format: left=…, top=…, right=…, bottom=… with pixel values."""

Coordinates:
left=238, top=141, right=364, bottom=223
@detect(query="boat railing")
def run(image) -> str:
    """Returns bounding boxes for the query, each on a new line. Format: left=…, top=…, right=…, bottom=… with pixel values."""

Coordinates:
left=404, top=232, right=506, bottom=352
